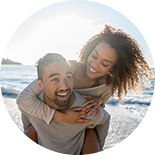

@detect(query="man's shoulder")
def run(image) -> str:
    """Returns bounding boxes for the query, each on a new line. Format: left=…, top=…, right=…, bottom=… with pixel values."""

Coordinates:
left=38, top=92, right=44, bottom=101
left=72, top=91, right=87, bottom=107
left=87, top=107, right=110, bottom=124
left=73, top=91, right=110, bottom=125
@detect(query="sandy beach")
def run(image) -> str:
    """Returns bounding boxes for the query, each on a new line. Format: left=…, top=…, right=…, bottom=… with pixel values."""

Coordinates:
left=0, top=97, right=23, bottom=155
left=0, top=97, right=155, bottom=155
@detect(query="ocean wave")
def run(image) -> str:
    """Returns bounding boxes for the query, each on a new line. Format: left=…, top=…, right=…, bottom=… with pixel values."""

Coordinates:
left=21, top=81, right=30, bottom=84
left=107, top=98, right=151, bottom=106
left=1, top=87, right=18, bottom=98
left=105, top=98, right=150, bottom=116
left=143, top=92, right=154, bottom=95
left=0, top=84, right=155, bottom=106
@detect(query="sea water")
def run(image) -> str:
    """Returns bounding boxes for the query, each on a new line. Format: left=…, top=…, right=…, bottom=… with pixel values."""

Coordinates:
left=0, top=64, right=155, bottom=117
left=0, top=65, right=37, bottom=97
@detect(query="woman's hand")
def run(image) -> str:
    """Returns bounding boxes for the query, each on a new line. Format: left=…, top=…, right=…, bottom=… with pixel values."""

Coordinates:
left=54, top=107, right=93, bottom=124
left=81, top=95, right=103, bottom=117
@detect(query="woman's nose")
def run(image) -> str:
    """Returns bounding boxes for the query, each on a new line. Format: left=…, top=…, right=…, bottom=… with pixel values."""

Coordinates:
left=92, top=60, right=99, bottom=70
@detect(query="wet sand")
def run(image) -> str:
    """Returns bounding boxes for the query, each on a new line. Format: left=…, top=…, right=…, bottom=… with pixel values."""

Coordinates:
left=103, top=104, right=155, bottom=155
left=0, top=97, right=155, bottom=155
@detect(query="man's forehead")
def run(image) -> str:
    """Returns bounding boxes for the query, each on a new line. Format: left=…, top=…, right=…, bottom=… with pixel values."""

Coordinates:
left=44, top=61, right=72, bottom=74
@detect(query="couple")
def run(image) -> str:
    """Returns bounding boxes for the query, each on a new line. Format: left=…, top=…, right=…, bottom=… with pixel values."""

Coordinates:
left=17, top=25, right=152, bottom=154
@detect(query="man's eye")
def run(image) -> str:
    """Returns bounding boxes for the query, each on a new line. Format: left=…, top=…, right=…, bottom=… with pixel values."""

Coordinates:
left=51, top=78, right=59, bottom=82
left=66, top=76, right=72, bottom=80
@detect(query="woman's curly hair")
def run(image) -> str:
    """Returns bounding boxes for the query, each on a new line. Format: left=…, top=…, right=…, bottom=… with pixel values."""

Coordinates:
left=79, top=24, right=153, bottom=101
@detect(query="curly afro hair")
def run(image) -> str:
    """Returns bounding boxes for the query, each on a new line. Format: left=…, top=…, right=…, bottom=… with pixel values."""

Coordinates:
left=79, top=24, right=153, bottom=101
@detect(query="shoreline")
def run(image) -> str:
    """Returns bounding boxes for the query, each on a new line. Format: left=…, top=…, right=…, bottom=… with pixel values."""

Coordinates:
left=0, top=96, right=155, bottom=155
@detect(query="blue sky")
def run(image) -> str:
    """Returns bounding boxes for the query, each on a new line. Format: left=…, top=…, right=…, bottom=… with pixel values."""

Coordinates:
left=3, top=0, right=154, bottom=67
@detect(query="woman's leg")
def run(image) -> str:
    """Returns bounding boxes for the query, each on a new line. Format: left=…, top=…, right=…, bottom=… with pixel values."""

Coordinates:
left=81, top=128, right=100, bottom=154
left=13, top=125, right=38, bottom=155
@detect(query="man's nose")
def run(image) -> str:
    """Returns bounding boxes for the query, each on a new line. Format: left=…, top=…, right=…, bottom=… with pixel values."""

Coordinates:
left=59, top=80, right=68, bottom=90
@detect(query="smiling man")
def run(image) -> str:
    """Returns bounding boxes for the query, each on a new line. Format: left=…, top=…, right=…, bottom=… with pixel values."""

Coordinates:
left=21, top=53, right=110, bottom=154
left=36, top=54, right=74, bottom=110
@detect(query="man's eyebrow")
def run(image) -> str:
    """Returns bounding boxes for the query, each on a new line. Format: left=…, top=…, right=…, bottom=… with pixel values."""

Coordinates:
left=95, top=49, right=112, bottom=64
left=48, top=73, right=60, bottom=78
left=66, top=71, right=73, bottom=75
left=48, top=72, right=73, bottom=78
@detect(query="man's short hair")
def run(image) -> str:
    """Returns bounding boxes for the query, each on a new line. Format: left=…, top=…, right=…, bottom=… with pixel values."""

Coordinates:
left=35, top=53, right=67, bottom=81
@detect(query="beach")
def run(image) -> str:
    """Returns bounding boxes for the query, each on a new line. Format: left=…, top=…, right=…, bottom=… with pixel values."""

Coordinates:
left=0, top=97, right=23, bottom=155
left=102, top=104, right=155, bottom=155
left=0, top=96, right=155, bottom=155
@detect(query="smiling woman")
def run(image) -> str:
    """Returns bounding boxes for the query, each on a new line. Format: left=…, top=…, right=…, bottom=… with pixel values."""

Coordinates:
left=86, top=41, right=118, bottom=79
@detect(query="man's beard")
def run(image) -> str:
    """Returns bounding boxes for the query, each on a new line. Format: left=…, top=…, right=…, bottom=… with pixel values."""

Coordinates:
left=44, top=89, right=72, bottom=107
left=53, top=95, right=71, bottom=107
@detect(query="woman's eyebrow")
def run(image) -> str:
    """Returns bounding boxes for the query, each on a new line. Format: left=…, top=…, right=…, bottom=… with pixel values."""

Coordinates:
left=94, top=49, right=99, bottom=55
left=103, top=59, right=112, bottom=64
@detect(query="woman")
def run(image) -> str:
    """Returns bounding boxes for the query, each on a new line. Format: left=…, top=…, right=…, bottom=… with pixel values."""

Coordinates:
left=17, top=25, right=152, bottom=153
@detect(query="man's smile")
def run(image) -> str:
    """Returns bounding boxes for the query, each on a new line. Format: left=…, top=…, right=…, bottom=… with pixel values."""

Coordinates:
left=56, top=89, right=71, bottom=100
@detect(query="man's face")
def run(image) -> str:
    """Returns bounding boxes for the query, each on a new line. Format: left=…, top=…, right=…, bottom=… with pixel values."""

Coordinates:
left=37, top=61, right=74, bottom=109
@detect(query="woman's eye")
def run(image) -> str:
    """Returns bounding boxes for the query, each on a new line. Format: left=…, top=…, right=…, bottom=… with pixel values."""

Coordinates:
left=102, top=63, right=109, bottom=67
left=92, top=53, right=97, bottom=59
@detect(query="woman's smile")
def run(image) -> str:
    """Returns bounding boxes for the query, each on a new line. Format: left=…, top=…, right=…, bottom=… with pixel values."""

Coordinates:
left=88, top=65, right=99, bottom=74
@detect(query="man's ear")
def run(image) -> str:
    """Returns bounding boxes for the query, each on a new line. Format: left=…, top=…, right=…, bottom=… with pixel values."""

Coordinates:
left=37, top=79, right=44, bottom=90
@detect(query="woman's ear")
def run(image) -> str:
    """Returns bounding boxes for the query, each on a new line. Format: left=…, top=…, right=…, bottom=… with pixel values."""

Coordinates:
left=37, top=79, right=44, bottom=90
left=110, top=68, right=114, bottom=71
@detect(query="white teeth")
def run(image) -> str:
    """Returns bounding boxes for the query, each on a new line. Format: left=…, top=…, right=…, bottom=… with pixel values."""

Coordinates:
left=90, top=67, right=97, bottom=73
left=57, top=92, right=68, bottom=96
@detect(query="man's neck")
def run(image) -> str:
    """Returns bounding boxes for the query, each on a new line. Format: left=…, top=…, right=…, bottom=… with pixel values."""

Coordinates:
left=43, top=92, right=75, bottom=111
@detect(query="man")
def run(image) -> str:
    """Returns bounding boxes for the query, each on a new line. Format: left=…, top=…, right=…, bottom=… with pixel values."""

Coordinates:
left=21, top=53, right=110, bottom=154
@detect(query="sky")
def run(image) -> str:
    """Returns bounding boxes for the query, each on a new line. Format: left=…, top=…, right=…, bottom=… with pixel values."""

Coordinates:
left=2, top=0, right=154, bottom=67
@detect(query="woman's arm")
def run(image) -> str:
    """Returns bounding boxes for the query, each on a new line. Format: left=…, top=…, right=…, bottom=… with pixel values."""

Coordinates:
left=17, top=79, right=94, bottom=124
left=16, top=79, right=55, bottom=124
left=81, top=89, right=112, bottom=117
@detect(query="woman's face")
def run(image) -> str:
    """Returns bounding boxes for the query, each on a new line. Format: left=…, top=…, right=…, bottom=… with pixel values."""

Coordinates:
left=86, top=41, right=118, bottom=79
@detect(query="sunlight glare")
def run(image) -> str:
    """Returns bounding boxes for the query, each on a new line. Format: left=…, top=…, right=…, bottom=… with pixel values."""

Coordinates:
left=4, top=9, right=104, bottom=65
left=47, top=13, right=102, bottom=61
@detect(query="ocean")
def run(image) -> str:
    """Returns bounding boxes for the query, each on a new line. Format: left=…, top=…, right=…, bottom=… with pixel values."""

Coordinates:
left=0, top=64, right=155, bottom=117
left=0, top=65, right=37, bottom=98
